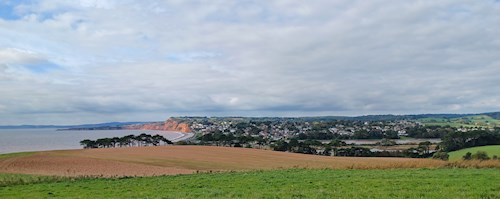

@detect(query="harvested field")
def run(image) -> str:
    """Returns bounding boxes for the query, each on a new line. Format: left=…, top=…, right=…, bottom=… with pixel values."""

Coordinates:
left=0, top=146, right=498, bottom=177
left=0, top=153, right=192, bottom=177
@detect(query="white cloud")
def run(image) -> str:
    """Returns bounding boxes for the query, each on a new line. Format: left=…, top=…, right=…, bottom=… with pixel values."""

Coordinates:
left=0, top=0, right=499, bottom=124
left=0, top=48, right=43, bottom=65
left=78, top=0, right=115, bottom=9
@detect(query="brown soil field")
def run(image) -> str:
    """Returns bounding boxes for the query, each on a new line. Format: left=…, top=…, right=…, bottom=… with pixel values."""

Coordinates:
left=0, top=146, right=498, bottom=177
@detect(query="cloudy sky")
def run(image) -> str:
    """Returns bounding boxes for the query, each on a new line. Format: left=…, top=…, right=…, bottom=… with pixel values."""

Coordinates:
left=1, top=0, right=499, bottom=125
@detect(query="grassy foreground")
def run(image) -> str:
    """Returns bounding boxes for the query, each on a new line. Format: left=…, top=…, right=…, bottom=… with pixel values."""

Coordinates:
left=1, top=168, right=499, bottom=198
left=0, top=173, right=73, bottom=187
left=448, top=145, right=500, bottom=160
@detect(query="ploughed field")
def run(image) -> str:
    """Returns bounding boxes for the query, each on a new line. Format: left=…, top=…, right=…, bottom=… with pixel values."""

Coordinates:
left=1, top=146, right=499, bottom=177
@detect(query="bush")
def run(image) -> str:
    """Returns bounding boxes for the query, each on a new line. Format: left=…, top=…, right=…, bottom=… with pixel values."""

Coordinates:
left=376, top=139, right=396, bottom=146
left=233, top=143, right=242, bottom=147
left=175, top=141, right=189, bottom=145
left=471, top=151, right=490, bottom=160
left=432, top=152, right=449, bottom=161
left=462, top=152, right=472, bottom=160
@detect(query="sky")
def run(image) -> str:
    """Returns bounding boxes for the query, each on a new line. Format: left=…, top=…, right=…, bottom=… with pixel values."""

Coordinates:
left=0, top=0, right=500, bottom=125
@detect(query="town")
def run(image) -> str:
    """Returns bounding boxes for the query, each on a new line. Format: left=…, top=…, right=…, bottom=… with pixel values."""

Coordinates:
left=152, top=116, right=495, bottom=160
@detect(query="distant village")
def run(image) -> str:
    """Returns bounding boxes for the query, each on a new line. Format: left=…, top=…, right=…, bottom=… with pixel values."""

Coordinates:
left=187, top=118, right=419, bottom=141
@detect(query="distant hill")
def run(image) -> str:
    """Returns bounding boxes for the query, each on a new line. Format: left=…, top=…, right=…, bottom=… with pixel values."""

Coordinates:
left=0, top=122, right=150, bottom=129
left=323, top=112, right=500, bottom=121
left=178, top=112, right=500, bottom=122
left=483, top=112, right=500, bottom=120
left=2, top=111, right=499, bottom=128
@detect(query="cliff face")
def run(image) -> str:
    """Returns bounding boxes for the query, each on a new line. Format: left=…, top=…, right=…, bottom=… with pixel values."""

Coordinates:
left=125, top=118, right=192, bottom=133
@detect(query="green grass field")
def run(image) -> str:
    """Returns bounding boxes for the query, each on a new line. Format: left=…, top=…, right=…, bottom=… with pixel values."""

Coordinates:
left=419, top=115, right=500, bottom=128
left=1, top=168, right=499, bottom=198
left=0, top=173, right=72, bottom=187
left=0, top=152, right=35, bottom=160
left=448, top=145, right=500, bottom=161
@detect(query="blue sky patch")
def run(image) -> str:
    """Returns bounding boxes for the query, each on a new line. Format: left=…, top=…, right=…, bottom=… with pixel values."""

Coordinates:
left=0, top=0, right=66, bottom=21
left=0, top=0, right=21, bottom=20
left=21, top=61, right=60, bottom=73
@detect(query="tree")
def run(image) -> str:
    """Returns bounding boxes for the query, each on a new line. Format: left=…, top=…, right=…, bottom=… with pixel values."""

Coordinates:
left=118, top=136, right=129, bottom=147
left=303, top=139, right=322, bottom=147
left=323, top=146, right=332, bottom=156
left=136, top=133, right=153, bottom=146
left=289, top=138, right=300, bottom=152
left=418, top=141, right=432, bottom=154
left=272, top=140, right=289, bottom=152
left=377, top=138, right=396, bottom=146
left=432, top=152, right=449, bottom=160
left=111, top=137, right=120, bottom=147
left=329, top=139, right=346, bottom=156
left=255, top=137, right=266, bottom=149
left=144, top=134, right=153, bottom=146
left=151, top=135, right=163, bottom=146
left=462, top=152, right=472, bottom=160
left=440, top=130, right=500, bottom=152
left=297, top=146, right=317, bottom=154
left=223, top=134, right=235, bottom=146
left=200, top=133, right=214, bottom=142
left=95, top=138, right=112, bottom=148
left=80, top=139, right=96, bottom=149
left=471, top=151, right=490, bottom=160
left=336, top=147, right=371, bottom=157
left=80, top=133, right=174, bottom=149
left=123, top=134, right=136, bottom=146
left=352, top=130, right=370, bottom=139
left=383, top=130, right=400, bottom=139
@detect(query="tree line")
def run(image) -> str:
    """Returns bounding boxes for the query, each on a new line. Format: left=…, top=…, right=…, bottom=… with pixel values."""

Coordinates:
left=296, top=130, right=400, bottom=140
left=198, top=131, right=268, bottom=147
left=405, top=126, right=455, bottom=138
left=462, top=151, right=498, bottom=160
left=429, top=130, right=500, bottom=160
left=272, top=139, right=337, bottom=155
left=80, top=133, right=174, bottom=149
left=439, top=130, right=500, bottom=152
left=272, top=138, right=434, bottom=158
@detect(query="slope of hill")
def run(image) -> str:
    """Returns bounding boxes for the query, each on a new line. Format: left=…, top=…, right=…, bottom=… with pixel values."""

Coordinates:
left=448, top=145, right=500, bottom=160
left=419, top=115, right=500, bottom=128
left=484, top=112, right=500, bottom=120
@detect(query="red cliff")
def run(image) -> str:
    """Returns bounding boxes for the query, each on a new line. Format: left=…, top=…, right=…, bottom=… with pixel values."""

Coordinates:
left=126, top=118, right=192, bottom=133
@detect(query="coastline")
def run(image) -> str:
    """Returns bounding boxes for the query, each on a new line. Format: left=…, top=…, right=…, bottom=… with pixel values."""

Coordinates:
left=0, top=129, right=194, bottom=154
left=155, top=131, right=195, bottom=142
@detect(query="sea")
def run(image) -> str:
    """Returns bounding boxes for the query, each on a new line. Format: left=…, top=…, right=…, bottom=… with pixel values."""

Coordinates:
left=0, top=128, right=185, bottom=154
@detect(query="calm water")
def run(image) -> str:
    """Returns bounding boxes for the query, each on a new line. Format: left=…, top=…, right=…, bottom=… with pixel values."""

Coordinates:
left=342, top=138, right=441, bottom=145
left=0, top=128, right=186, bottom=154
